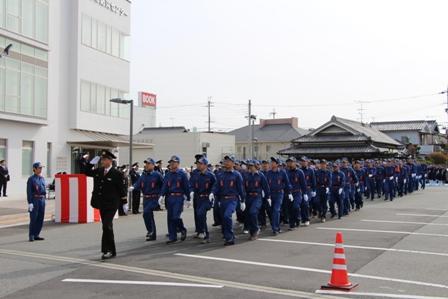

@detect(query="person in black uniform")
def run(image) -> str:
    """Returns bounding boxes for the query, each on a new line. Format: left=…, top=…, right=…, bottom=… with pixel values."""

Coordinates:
left=79, top=150, right=128, bottom=260
left=129, top=162, right=141, bottom=214
left=0, top=160, right=9, bottom=197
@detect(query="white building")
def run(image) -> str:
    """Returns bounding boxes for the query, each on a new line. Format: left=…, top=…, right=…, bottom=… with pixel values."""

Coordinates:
left=127, top=127, right=235, bottom=168
left=0, top=0, right=154, bottom=195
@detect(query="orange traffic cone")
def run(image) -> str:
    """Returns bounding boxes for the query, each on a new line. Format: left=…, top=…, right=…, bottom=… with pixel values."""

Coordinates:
left=321, top=232, right=358, bottom=291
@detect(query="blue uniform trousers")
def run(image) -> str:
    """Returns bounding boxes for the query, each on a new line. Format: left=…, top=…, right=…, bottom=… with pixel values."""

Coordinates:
left=270, top=192, right=284, bottom=233
left=166, top=196, right=186, bottom=241
left=301, top=191, right=311, bottom=223
left=329, top=189, right=343, bottom=218
left=342, top=185, right=351, bottom=215
left=384, top=178, right=394, bottom=201
left=143, top=199, right=159, bottom=238
left=29, top=198, right=45, bottom=239
left=288, top=192, right=302, bottom=228
left=245, top=195, right=262, bottom=235
left=213, top=198, right=222, bottom=225
left=375, top=179, right=383, bottom=197
left=220, top=198, right=238, bottom=242
left=196, top=197, right=212, bottom=239
left=317, top=188, right=328, bottom=218
left=258, top=198, right=271, bottom=227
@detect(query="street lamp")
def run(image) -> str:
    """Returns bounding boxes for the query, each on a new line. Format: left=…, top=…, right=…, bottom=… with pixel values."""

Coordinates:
left=110, top=97, right=134, bottom=171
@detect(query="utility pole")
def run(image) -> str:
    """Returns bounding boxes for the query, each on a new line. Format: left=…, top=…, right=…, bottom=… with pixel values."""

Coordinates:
left=248, top=99, right=252, bottom=159
left=443, top=85, right=448, bottom=137
left=270, top=108, right=277, bottom=119
left=355, top=100, right=369, bottom=124
left=207, top=96, right=214, bottom=132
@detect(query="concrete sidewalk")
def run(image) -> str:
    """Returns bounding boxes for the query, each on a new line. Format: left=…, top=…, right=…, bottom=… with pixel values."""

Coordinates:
left=0, top=196, right=55, bottom=227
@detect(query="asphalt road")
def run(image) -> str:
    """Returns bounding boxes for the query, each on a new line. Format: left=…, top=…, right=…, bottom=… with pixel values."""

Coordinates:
left=1, top=185, right=448, bottom=299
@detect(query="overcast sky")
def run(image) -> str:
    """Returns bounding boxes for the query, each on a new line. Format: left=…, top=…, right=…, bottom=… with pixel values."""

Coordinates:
left=130, top=0, right=448, bottom=132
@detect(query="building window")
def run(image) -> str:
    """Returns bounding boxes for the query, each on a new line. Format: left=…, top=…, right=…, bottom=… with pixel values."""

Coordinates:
left=0, top=0, right=48, bottom=43
left=22, top=140, right=34, bottom=176
left=80, top=80, right=128, bottom=118
left=46, top=142, right=51, bottom=177
left=81, top=13, right=130, bottom=61
left=0, top=138, right=6, bottom=161
left=266, top=145, right=271, bottom=153
left=0, top=38, right=48, bottom=118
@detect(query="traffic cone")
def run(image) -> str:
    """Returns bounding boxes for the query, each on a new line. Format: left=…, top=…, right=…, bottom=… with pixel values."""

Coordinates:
left=321, top=232, right=358, bottom=291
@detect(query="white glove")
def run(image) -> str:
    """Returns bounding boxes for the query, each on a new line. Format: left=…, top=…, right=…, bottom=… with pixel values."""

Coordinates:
left=240, top=202, right=246, bottom=212
left=185, top=200, right=191, bottom=208
left=338, top=188, right=343, bottom=195
left=325, top=187, right=329, bottom=194
left=404, top=179, right=407, bottom=184
left=267, top=198, right=272, bottom=206
left=389, top=176, right=394, bottom=181
left=123, top=203, right=129, bottom=214
left=158, top=196, right=165, bottom=207
left=209, top=193, right=215, bottom=202
left=89, top=156, right=100, bottom=165
left=303, top=194, right=309, bottom=202
left=412, top=173, right=416, bottom=178
left=190, top=191, right=194, bottom=200
left=357, top=188, right=361, bottom=193
left=355, top=182, right=359, bottom=187
left=311, top=191, right=316, bottom=197
left=368, top=174, right=373, bottom=178
left=261, top=190, right=265, bottom=197
left=128, top=186, right=134, bottom=191
left=28, top=203, right=34, bottom=212
left=288, top=194, right=294, bottom=202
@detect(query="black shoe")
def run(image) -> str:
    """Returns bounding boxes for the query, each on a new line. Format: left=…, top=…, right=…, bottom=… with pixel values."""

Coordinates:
left=212, top=223, right=220, bottom=227
left=146, top=235, right=156, bottom=241
left=272, top=231, right=279, bottom=236
left=166, top=240, right=177, bottom=245
left=34, top=237, right=45, bottom=241
left=224, top=240, right=235, bottom=246
left=101, top=252, right=116, bottom=260
left=29, top=238, right=34, bottom=242
left=180, top=229, right=187, bottom=241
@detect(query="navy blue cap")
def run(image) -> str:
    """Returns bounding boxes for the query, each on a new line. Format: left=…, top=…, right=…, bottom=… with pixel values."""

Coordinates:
left=101, top=150, right=116, bottom=160
left=197, top=157, right=209, bottom=165
left=270, top=157, right=280, bottom=164
left=286, top=156, right=296, bottom=162
left=246, top=159, right=255, bottom=166
left=33, top=162, right=44, bottom=168
left=254, top=160, right=261, bottom=166
left=299, top=156, right=308, bottom=162
left=261, top=160, right=268, bottom=164
left=168, top=155, right=180, bottom=163
left=223, top=155, right=236, bottom=162
left=132, top=162, right=139, bottom=167
left=144, top=157, right=156, bottom=164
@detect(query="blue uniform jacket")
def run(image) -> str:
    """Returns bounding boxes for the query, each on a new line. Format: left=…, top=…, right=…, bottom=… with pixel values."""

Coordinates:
left=330, top=170, right=346, bottom=190
left=266, top=169, right=292, bottom=194
left=316, top=169, right=332, bottom=188
left=161, top=169, right=190, bottom=200
left=190, top=170, right=216, bottom=198
left=301, top=167, right=317, bottom=192
left=133, top=170, right=164, bottom=197
left=286, top=168, right=306, bottom=194
left=212, top=170, right=245, bottom=202
left=244, top=171, right=270, bottom=199
left=341, top=166, right=358, bottom=186
left=27, top=174, right=46, bottom=204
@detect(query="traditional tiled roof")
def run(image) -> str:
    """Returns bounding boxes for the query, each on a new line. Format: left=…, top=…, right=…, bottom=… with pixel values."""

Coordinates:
left=370, top=120, right=439, bottom=134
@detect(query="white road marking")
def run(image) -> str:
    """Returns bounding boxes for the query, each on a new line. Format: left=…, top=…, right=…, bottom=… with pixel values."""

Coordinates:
left=175, top=253, right=448, bottom=289
left=0, top=222, right=29, bottom=229
left=258, top=239, right=448, bottom=257
left=62, top=278, right=223, bottom=288
left=316, top=227, right=448, bottom=238
left=316, top=290, right=448, bottom=299
left=362, top=219, right=448, bottom=226
left=0, top=249, right=344, bottom=299
left=425, top=208, right=448, bottom=211
left=397, top=213, right=448, bottom=218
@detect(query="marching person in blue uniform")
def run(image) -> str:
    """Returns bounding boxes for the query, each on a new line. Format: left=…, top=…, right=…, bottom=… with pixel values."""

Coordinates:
left=129, top=162, right=141, bottom=214
left=258, top=160, right=271, bottom=229
left=27, top=162, right=47, bottom=242
left=210, top=155, right=245, bottom=246
left=190, top=154, right=205, bottom=238
left=316, top=160, right=331, bottom=222
left=383, top=160, right=395, bottom=201
left=79, top=150, right=128, bottom=260
left=299, top=157, right=316, bottom=226
left=375, top=161, right=385, bottom=198
left=243, top=160, right=270, bottom=240
left=353, top=161, right=365, bottom=210
left=190, top=157, right=216, bottom=243
left=159, top=155, right=191, bottom=244
left=130, top=158, right=164, bottom=241
left=266, top=157, right=292, bottom=235
left=285, top=157, right=307, bottom=229
left=340, top=159, right=358, bottom=215
left=365, top=160, right=377, bottom=200
left=329, top=162, right=345, bottom=219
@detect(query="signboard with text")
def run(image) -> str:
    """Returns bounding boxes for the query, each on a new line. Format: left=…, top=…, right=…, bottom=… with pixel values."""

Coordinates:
left=138, top=92, right=157, bottom=108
